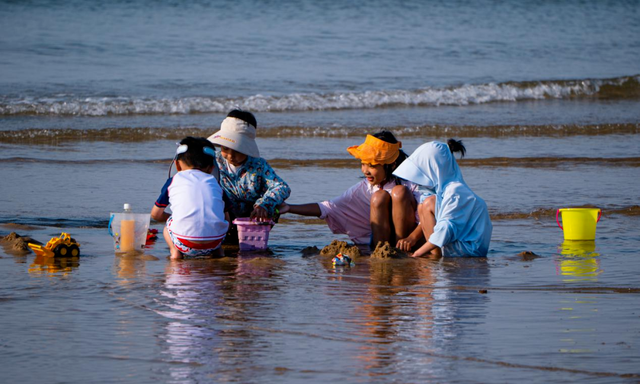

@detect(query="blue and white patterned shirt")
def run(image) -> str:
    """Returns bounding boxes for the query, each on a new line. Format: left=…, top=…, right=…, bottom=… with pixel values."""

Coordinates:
left=215, top=152, right=291, bottom=218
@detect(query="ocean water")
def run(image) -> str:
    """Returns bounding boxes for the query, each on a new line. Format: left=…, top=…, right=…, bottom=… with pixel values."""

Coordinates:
left=1, top=0, right=640, bottom=383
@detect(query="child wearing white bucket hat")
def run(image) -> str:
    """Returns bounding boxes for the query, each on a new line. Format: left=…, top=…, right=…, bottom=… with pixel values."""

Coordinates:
left=208, top=109, right=291, bottom=243
left=209, top=109, right=260, bottom=158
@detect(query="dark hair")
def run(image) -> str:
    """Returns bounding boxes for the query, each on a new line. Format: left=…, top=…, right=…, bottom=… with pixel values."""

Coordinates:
left=447, top=138, right=466, bottom=158
left=227, top=109, right=257, bottom=128
left=176, top=136, right=216, bottom=170
left=372, top=130, right=408, bottom=185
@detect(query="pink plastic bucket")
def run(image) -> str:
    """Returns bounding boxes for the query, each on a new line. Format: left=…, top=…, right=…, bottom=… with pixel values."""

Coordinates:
left=232, top=218, right=274, bottom=251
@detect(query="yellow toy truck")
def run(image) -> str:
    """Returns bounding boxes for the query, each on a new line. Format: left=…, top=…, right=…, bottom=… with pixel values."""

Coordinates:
left=28, top=232, right=80, bottom=258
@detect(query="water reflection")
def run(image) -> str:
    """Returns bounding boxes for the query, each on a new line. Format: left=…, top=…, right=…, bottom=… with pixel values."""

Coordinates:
left=429, top=258, right=492, bottom=368
left=157, top=254, right=285, bottom=382
left=345, top=256, right=491, bottom=378
left=115, top=253, right=147, bottom=279
left=147, top=252, right=493, bottom=381
left=113, top=252, right=160, bottom=283
left=554, top=241, right=602, bottom=354
left=555, top=241, right=601, bottom=282
left=28, top=254, right=79, bottom=276
left=356, top=258, right=435, bottom=373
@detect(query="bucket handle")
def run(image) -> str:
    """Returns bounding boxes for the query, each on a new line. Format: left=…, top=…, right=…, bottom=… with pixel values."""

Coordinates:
left=108, top=214, right=115, bottom=236
left=596, top=209, right=602, bottom=223
left=556, top=209, right=563, bottom=230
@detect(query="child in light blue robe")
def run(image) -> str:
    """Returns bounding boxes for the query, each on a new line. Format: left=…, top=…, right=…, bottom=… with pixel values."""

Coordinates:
left=393, top=140, right=492, bottom=257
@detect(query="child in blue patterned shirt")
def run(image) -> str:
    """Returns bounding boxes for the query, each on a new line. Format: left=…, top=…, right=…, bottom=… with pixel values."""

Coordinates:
left=208, top=109, right=291, bottom=243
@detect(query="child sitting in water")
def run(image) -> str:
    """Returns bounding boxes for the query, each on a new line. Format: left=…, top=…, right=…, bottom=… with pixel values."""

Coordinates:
left=393, top=139, right=492, bottom=257
left=151, top=137, right=229, bottom=259
left=279, top=131, right=422, bottom=249
left=207, top=109, right=291, bottom=242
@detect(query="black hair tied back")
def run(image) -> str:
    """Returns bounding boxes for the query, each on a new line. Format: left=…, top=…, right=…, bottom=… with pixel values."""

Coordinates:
left=447, top=138, right=466, bottom=158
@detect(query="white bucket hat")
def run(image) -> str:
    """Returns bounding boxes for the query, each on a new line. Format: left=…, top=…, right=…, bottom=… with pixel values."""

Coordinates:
left=207, top=116, right=260, bottom=158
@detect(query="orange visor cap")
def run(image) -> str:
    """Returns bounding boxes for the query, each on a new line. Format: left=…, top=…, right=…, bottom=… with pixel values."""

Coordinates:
left=347, top=134, right=402, bottom=165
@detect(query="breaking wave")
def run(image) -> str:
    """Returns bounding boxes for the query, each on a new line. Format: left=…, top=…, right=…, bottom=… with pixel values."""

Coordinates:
left=1, top=75, right=638, bottom=116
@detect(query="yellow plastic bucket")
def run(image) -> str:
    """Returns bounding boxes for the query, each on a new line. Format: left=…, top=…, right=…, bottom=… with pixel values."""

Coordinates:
left=556, top=208, right=601, bottom=241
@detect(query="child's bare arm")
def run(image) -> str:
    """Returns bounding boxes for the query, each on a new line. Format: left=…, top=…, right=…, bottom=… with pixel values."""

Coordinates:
left=411, top=241, right=442, bottom=258
left=151, top=205, right=170, bottom=222
left=278, top=202, right=321, bottom=217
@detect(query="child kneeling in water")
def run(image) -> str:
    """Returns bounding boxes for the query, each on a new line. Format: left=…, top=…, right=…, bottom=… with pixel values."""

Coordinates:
left=279, top=131, right=422, bottom=249
left=393, top=140, right=492, bottom=257
left=208, top=109, right=291, bottom=243
left=151, top=137, right=229, bottom=259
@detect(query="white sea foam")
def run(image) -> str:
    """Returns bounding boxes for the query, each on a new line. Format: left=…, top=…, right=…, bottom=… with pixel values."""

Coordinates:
left=0, top=76, right=636, bottom=116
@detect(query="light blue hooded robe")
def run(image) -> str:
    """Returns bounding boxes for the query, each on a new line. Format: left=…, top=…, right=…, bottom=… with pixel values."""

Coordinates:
left=393, top=141, right=492, bottom=257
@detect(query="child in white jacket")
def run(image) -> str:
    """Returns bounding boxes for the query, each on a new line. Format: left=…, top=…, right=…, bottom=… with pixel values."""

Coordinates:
left=393, top=140, right=492, bottom=257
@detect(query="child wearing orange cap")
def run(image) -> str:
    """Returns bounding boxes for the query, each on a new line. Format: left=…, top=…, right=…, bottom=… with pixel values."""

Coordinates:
left=279, top=131, right=423, bottom=250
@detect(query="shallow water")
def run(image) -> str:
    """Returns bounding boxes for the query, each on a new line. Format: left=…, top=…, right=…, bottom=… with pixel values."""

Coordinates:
left=2, top=131, right=640, bottom=382
left=2, top=121, right=640, bottom=384
left=2, top=122, right=640, bottom=382
left=2, top=213, right=640, bottom=383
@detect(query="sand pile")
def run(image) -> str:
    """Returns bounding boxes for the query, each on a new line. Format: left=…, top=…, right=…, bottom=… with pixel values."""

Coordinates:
left=320, top=240, right=361, bottom=259
left=517, top=251, right=541, bottom=261
left=1, top=232, right=39, bottom=253
left=370, top=241, right=408, bottom=259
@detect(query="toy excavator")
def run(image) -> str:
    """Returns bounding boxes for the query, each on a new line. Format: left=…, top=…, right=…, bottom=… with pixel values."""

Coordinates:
left=28, top=232, right=80, bottom=258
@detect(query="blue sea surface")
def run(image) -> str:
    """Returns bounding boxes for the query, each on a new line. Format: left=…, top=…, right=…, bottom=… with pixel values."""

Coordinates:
left=1, top=0, right=639, bottom=103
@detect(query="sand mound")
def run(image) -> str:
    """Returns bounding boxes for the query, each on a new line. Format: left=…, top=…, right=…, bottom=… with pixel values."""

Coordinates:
left=320, top=240, right=361, bottom=259
left=370, top=241, right=408, bottom=259
left=1, top=232, right=39, bottom=252
left=2, top=232, right=20, bottom=242
left=517, top=251, right=541, bottom=261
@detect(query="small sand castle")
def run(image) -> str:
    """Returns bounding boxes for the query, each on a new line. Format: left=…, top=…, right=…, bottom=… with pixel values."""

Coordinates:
left=370, top=241, right=408, bottom=259
left=320, top=240, right=361, bottom=259
left=1, top=232, right=37, bottom=252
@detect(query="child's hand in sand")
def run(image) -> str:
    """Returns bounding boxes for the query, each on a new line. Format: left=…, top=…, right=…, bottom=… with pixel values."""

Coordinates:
left=409, top=242, right=442, bottom=258
left=396, top=237, right=417, bottom=252
left=277, top=203, right=290, bottom=214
